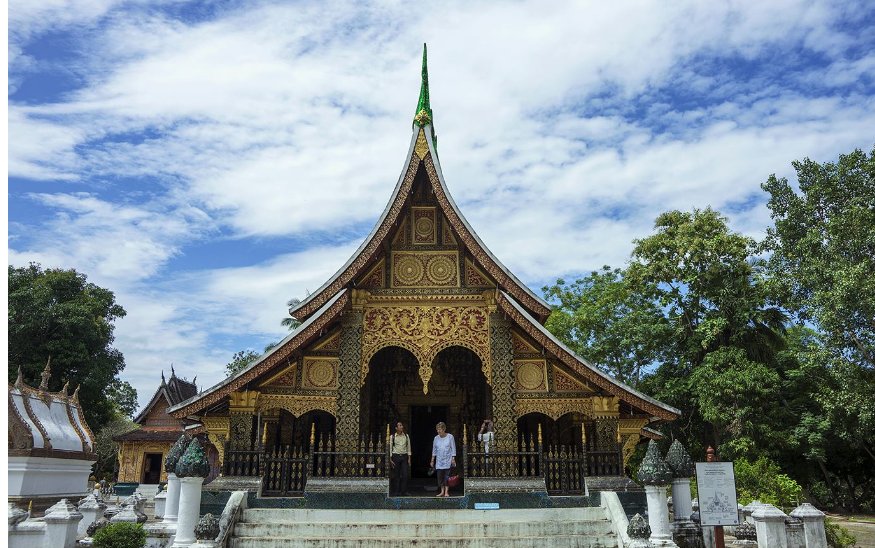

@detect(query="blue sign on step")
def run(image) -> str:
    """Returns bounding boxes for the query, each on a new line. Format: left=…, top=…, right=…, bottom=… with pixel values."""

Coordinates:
left=474, top=503, right=500, bottom=510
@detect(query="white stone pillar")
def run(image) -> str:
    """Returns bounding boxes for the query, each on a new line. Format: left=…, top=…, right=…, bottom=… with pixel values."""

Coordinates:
left=645, top=485, right=678, bottom=547
left=671, top=478, right=694, bottom=522
left=790, top=503, right=827, bottom=548
left=44, top=499, right=83, bottom=548
left=155, top=489, right=167, bottom=519
left=172, top=476, right=205, bottom=547
left=77, top=494, right=105, bottom=536
left=164, top=472, right=182, bottom=523
left=752, top=503, right=788, bottom=548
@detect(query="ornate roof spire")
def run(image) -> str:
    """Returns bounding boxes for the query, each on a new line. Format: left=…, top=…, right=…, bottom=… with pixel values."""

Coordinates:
left=39, top=356, right=52, bottom=391
left=413, top=43, right=433, bottom=128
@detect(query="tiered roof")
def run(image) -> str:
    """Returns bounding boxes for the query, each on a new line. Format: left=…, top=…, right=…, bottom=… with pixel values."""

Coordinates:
left=169, top=45, right=680, bottom=423
left=8, top=360, right=96, bottom=459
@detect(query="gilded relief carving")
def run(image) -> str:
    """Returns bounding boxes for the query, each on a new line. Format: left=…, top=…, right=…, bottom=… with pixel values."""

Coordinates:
left=202, top=416, right=229, bottom=470
left=360, top=303, right=491, bottom=393
left=312, top=331, right=341, bottom=352
left=515, top=398, right=593, bottom=420
left=257, top=394, right=337, bottom=417
left=514, top=359, right=548, bottom=391
left=512, top=331, right=539, bottom=355
left=553, top=368, right=592, bottom=392
left=411, top=207, right=437, bottom=245
left=391, top=251, right=459, bottom=288
left=414, top=128, right=430, bottom=160
left=117, top=441, right=170, bottom=483
left=358, top=261, right=385, bottom=289
left=464, top=258, right=493, bottom=288
left=259, top=362, right=297, bottom=388
left=301, top=357, right=339, bottom=390
left=592, top=396, right=620, bottom=418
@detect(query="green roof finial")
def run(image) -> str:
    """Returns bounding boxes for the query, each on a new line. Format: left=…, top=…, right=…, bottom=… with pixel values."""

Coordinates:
left=413, top=43, right=433, bottom=128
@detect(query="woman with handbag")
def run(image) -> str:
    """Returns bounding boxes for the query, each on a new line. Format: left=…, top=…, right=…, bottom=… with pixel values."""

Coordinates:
left=430, top=421, right=456, bottom=497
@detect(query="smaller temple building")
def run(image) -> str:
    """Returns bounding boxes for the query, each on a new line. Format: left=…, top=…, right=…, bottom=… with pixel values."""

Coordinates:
left=8, top=361, right=96, bottom=509
left=114, top=368, right=198, bottom=484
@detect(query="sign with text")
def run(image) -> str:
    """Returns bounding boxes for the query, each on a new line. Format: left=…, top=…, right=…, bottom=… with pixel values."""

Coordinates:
left=695, top=461, right=739, bottom=526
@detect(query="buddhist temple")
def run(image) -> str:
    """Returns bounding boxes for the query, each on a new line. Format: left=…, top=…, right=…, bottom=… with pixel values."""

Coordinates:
left=115, top=368, right=200, bottom=484
left=8, top=360, right=96, bottom=509
left=168, top=45, right=679, bottom=498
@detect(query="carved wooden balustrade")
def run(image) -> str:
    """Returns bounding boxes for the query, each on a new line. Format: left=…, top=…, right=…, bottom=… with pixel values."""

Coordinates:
left=312, top=433, right=387, bottom=478
left=223, top=429, right=623, bottom=497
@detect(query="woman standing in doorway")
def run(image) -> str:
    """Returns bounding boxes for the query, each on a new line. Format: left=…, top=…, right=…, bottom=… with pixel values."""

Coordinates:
left=430, top=422, right=456, bottom=497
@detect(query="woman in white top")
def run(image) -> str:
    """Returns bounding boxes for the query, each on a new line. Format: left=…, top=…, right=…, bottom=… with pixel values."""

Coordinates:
left=478, top=419, right=495, bottom=453
left=430, top=421, right=456, bottom=497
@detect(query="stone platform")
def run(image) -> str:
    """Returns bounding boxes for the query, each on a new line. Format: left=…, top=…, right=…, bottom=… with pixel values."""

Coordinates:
left=230, top=507, right=619, bottom=547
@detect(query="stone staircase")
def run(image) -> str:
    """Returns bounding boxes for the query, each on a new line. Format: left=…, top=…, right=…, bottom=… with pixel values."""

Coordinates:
left=230, top=507, right=619, bottom=547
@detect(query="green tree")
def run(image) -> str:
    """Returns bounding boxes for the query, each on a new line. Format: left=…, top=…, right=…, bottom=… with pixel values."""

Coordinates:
left=762, top=147, right=875, bottom=510
left=225, top=350, right=260, bottom=376
left=8, top=263, right=132, bottom=429
left=762, top=146, right=875, bottom=371
left=543, top=267, right=670, bottom=386
left=224, top=341, right=279, bottom=376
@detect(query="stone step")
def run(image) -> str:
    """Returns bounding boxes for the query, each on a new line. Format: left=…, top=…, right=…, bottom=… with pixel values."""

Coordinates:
left=240, top=507, right=608, bottom=524
left=230, top=535, right=618, bottom=548
left=234, top=519, right=615, bottom=539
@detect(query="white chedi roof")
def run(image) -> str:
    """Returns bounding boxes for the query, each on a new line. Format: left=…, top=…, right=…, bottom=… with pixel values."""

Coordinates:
left=8, top=363, right=95, bottom=457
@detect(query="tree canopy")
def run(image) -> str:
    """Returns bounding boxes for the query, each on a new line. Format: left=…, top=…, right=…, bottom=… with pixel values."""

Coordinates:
left=8, top=263, right=136, bottom=428
left=544, top=147, right=875, bottom=511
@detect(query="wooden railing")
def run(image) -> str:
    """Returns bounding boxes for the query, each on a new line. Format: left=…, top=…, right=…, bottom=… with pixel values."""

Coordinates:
left=312, top=436, right=387, bottom=478
left=222, top=446, right=261, bottom=477
left=223, top=431, right=624, bottom=497
left=261, top=445, right=309, bottom=496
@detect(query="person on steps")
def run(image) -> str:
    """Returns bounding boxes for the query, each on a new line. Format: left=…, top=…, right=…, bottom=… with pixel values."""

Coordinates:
left=431, top=421, right=456, bottom=497
left=389, top=421, right=412, bottom=496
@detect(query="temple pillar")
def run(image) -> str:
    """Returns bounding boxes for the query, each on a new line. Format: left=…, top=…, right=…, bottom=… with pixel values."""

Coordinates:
left=228, top=391, right=259, bottom=450
left=489, top=313, right=517, bottom=449
left=337, top=308, right=363, bottom=451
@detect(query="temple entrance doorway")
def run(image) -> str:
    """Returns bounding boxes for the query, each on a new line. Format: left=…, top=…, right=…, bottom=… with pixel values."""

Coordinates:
left=410, top=405, right=447, bottom=477
left=141, top=453, right=162, bottom=484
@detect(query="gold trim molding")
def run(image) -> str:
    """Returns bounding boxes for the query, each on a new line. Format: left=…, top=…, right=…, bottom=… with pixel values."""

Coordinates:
left=515, top=398, right=593, bottom=420
left=357, top=292, right=493, bottom=393
left=257, top=394, right=337, bottom=417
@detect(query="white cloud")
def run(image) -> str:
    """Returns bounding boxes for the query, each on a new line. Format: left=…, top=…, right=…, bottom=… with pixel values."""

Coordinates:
left=8, top=0, right=875, bottom=411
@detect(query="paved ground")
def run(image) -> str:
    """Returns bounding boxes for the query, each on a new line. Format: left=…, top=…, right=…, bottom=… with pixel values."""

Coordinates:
left=828, top=515, right=875, bottom=547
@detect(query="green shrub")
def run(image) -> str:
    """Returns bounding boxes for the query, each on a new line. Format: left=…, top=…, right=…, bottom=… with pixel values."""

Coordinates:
left=731, top=456, right=803, bottom=509
left=92, top=522, right=146, bottom=548
left=825, top=518, right=857, bottom=548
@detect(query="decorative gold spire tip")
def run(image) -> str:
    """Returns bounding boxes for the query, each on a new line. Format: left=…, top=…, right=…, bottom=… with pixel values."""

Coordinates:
left=39, top=356, right=52, bottom=391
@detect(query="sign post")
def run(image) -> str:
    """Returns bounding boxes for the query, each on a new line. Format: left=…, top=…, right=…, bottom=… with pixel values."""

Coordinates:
left=695, top=447, right=739, bottom=548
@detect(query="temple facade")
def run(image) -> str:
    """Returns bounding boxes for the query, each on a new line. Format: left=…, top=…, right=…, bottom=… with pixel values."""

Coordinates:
left=115, top=369, right=199, bottom=484
left=168, top=46, right=679, bottom=495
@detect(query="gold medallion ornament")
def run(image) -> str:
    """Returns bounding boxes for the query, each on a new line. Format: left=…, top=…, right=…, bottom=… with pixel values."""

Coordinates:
left=395, top=255, right=425, bottom=285
left=302, top=357, right=339, bottom=389
left=427, top=255, right=455, bottom=285
left=515, top=360, right=547, bottom=391
left=391, top=251, right=459, bottom=288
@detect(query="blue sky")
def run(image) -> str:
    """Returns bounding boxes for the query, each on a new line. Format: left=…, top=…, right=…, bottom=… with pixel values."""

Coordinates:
left=8, top=0, right=875, bottom=411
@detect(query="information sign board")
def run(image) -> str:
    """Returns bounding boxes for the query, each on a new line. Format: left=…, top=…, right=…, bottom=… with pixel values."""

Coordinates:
left=695, top=461, right=739, bottom=526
